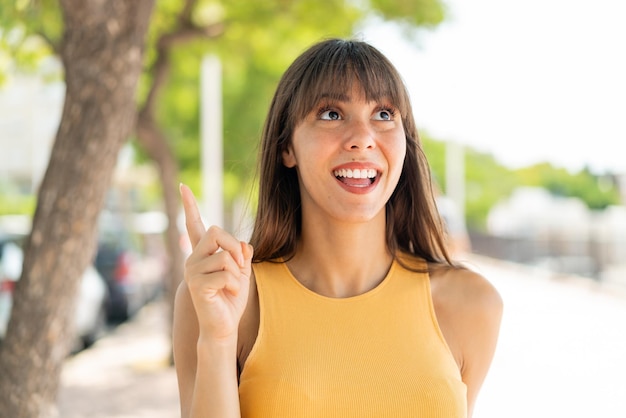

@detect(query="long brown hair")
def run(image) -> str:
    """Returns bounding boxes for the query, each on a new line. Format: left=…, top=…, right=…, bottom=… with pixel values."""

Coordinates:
left=249, top=38, right=452, bottom=265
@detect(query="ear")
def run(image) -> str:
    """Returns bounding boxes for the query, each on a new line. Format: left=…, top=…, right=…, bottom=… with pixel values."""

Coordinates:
left=282, top=144, right=297, bottom=168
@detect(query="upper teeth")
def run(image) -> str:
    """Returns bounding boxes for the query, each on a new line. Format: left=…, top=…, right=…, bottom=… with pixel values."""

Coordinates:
left=334, top=169, right=377, bottom=179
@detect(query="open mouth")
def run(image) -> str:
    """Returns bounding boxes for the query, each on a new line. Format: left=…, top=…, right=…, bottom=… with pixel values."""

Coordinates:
left=333, top=168, right=377, bottom=186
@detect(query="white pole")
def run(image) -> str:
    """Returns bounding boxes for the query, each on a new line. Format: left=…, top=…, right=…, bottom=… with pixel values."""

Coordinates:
left=446, top=141, right=465, bottom=222
left=200, top=55, right=224, bottom=228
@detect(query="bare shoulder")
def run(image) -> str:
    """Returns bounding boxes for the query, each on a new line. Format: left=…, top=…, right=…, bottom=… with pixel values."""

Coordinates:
left=428, top=263, right=503, bottom=317
left=428, top=262, right=503, bottom=414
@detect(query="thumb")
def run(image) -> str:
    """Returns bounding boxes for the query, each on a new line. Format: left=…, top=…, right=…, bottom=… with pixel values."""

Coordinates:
left=240, top=242, right=254, bottom=276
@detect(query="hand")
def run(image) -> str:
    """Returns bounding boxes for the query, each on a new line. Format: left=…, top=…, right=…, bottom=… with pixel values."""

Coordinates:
left=180, top=183, right=253, bottom=342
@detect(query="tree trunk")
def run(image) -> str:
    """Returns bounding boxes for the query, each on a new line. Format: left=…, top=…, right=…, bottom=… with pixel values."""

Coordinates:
left=0, top=1, right=154, bottom=417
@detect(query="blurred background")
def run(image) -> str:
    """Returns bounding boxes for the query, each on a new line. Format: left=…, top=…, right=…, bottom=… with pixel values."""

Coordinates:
left=0, top=0, right=624, bottom=417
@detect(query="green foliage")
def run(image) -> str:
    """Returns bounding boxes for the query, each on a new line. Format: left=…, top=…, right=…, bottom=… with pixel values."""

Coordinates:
left=0, top=0, right=60, bottom=85
left=422, top=137, right=519, bottom=231
left=144, top=0, right=445, bottom=209
left=0, top=193, right=36, bottom=216
left=2, top=0, right=446, bottom=210
left=421, top=133, right=446, bottom=189
left=0, top=0, right=63, bottom=43
left=515, top=163, right=620, bottom=210
left=463, top=149, right=518, bottom=230
left=28, top=0, right=621, bottom=232
left=423, top=137, right=622, bottom=230
left=368, top=0, right=445, bottom=27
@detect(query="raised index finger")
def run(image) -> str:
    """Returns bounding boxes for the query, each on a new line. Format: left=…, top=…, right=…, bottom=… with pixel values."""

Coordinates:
left=179, top=183, right=205, bottom=248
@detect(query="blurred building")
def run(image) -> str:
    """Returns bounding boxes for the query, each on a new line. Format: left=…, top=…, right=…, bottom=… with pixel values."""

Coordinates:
left=0, top=67, right=64, bottom=193
left=473, top=186, right=626, bottom=284
left=0, top=66, right=158, bottom=214
left=488, top=187, right=591, bottom=242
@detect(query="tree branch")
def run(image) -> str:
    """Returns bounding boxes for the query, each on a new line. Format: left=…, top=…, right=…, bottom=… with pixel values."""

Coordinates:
left=140, top=0, right=225, bottom=119
left=179, top=0, right=197, bottom=26
left=34, top=30, right=60, bottom=56
left=141, top=47, right=170, bottom=117
left=157, top=22, right=227, bottom=49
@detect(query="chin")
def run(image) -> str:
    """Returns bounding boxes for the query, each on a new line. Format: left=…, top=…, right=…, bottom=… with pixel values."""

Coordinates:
left=329, top=207, right=385, bottom=225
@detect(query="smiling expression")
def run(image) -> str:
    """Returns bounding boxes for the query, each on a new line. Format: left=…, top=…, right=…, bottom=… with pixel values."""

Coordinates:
left=282, top=83, right=407, bottom=225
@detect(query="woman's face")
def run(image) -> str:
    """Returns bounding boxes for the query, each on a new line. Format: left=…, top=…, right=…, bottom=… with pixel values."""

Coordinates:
left=283, top=83, right=406, bottom=225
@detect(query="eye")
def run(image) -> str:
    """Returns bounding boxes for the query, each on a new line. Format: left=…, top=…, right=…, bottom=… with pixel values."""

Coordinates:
left=372, top=108, right=395, bottom=121
left=319, top=109, right=342, bottom=121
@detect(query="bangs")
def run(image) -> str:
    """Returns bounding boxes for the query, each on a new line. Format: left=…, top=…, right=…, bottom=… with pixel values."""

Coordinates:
left=289, top=41, right=410, bottom=123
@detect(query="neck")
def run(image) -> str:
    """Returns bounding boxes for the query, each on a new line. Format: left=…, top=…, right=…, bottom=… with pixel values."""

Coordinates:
left=287, top=211, right=393, bottom=298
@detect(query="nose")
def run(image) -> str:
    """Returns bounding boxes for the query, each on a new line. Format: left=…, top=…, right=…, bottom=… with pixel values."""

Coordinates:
left=344, top=119, right=375, bottom=150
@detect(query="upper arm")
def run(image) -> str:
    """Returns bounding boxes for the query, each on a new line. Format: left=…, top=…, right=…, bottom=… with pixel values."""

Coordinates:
left=431, top=267, right=503, bottom=417
left=457, top=271, right=503, bottom=417
left=172, top=280, right=199, bottom=418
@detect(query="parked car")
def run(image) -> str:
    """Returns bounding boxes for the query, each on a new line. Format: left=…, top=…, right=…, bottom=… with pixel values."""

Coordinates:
left=95, top=211, right=165, bottom=322
left=0, top=226, right=109, bottom=351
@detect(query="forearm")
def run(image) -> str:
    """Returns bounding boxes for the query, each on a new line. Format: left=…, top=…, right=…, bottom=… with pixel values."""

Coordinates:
left=190, top=337, right=241, bottom=418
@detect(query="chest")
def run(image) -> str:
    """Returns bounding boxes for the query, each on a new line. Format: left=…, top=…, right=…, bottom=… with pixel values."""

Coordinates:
left=238, top=269, right=466, bottom=417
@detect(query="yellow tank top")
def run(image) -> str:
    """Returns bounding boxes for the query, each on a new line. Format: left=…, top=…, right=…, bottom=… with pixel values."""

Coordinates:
left=239, top=254, right=467, bottom=417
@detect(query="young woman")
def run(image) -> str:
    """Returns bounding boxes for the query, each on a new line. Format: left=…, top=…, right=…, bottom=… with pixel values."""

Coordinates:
left=174, top=39, right=502, bottom=418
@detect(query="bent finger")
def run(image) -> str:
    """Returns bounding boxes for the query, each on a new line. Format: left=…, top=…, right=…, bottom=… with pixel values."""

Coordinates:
left=194, top=225, right=245, bottom=267
left=189, top=249, right=242, bottom=280
left=240, top=242, right=254, bottom=277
